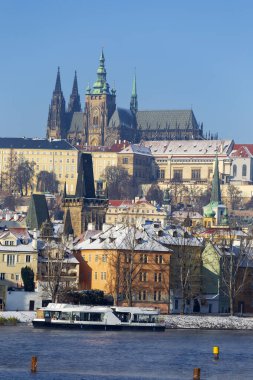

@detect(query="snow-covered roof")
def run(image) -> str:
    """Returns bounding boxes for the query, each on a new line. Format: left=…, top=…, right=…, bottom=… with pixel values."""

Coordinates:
left=142, top=139, right=233, bottom=157
left=74, top=224, right=171, bottom=253
left=119, top=144, right=152, bottom=156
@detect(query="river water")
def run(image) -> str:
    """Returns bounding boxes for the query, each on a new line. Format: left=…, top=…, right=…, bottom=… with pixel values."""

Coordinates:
left=0, top=325, right=252, bottom=379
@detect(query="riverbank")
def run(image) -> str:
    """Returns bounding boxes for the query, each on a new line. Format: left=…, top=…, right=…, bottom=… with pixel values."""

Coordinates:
left=0, top=311, right=35, bottom=323
left=164, top=314, right=253, bottom=329
left=1, top=311, right=253, bottom=329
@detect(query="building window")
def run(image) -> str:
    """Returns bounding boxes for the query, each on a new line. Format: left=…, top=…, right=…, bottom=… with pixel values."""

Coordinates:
left=242, top=164, right=247, bottom=177
left=122, top=157, right=128, bottom=164
left=139, top=272, right=147, bottom=282
left=154, top=272, right=162, bottom=282
left=26, top=255, right=31, bottom=263
left=233, top=165, right=237, bottom=177
left=102, top=254, right=107, bottom=263
left=7, top=255, right=15, bottom=266
left=208, top=168, right=213, bottom=178
left=95, top=255, right=98, bottom=262
left=101, top=272, right=106, bottom=280
left=173, top=170, right=183, bottom=182
left=94, top=272, right=98, bottom=280
left=158, top=169, right=165, bottom=179
left=155, top=255, right=163, bottom=264
left=139, top=290, right=146, bottom=301
left=140, top=254, right=148, bottom=264
left=88, top=254, right=92, bottom=262
left=15, top=274, right=20, bottom=281
left=191, top=169, right=201, bottom=180
left=0, top=273, right=5, bottom=280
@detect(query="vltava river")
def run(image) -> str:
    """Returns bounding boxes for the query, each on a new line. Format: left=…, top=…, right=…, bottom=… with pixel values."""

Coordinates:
left=0, top=325, right=252, bottom=379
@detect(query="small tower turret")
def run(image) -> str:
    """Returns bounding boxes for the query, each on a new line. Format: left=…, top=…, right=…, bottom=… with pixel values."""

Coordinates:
left=130, top=72, right=138, bottom=114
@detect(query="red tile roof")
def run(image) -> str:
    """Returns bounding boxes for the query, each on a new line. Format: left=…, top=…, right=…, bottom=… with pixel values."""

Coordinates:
left=232, top=144, right=253, bottom=158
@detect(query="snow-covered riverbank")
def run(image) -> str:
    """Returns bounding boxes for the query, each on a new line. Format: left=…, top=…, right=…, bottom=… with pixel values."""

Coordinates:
left=163, top=315, right=253, bottom=330
left=0, top=311, right=35, bottom=323
left=1, top=311, right=253, bottom=329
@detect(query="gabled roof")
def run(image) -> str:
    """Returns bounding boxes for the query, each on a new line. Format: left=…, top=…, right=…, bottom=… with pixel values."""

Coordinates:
left=26, top=194, right=50, bottom=230
left=136, top=109, right=198, bottom=131
left=230, top=144, right=253, bottom=158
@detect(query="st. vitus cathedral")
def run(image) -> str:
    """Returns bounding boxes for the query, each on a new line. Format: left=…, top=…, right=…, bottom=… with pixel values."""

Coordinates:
left=46, top=50, right=207, bottom=147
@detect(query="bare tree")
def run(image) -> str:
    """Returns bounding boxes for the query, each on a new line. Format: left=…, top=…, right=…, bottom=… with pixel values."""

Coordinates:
left=102, top=166, right=136, bottom=199
left=146, top=183, right=164, bottom=204
left=105, top=224, right=170, bottom=307
left=203, top=229, right=252, bottom=315
left=167, top=182, right=188, bottom=207
left=14, top=158, right=35, bottom=195
left=170, top=235, right=203, bottom=313
left=36, top=171, right=59, bottom=194
left=39, top=237, right=78, bottom=302
left=226, top=184, right=242, bottom=210
left=1, top=149, right=18, bottom=193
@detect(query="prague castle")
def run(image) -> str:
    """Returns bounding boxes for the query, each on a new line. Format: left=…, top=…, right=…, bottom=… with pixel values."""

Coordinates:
left=46, top=50, right=205, bottom=146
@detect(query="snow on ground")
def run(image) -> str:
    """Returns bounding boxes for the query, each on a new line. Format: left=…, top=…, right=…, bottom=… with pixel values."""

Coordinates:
left=1, top=311, right=253, bottom=329
left=0, top=311, right=36, bottom=323
left=163, top=315, right=253, bottom=329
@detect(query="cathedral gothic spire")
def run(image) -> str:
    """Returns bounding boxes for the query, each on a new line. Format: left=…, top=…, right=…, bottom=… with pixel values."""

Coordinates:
left=68, top=71, right=81, bottom=113
left=46, top=67, right=66, bottom=140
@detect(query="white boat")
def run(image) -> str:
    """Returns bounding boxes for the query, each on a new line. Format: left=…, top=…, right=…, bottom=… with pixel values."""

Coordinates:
left=32, top=303, right=165, bottom=331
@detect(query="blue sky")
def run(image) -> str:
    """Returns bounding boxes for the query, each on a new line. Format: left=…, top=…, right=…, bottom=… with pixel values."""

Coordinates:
left=0, top=0, right=252, bottom=142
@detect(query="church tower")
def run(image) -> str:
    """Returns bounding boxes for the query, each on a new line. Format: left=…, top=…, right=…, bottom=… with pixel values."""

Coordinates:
left=84, top=50, right=116, bottom=146
left=203, top=156, right=228, bottom=228
left=130, top=73, right=138, bottom=114
left=68, top=71, right=81, bottom=114
left=46, top=67, right=67, bottom=140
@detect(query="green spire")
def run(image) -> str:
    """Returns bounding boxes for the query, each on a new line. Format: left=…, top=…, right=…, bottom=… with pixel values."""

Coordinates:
left=130, top=72, right=138, bottom=113
left=92, top=49, right=110, bottom=94
left=210, top=156, right=222, bottom=204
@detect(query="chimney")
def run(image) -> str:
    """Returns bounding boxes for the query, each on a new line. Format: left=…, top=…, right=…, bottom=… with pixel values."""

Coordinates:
left=88, top=222, right=96, bottom=231
left=13, top=214, right=19, bottom=221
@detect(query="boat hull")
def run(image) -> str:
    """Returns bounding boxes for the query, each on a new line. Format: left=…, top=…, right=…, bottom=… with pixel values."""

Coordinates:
left=32, top=320, right=165, bottom=331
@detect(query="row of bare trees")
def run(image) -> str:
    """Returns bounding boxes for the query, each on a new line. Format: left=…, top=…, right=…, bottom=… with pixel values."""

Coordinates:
left=0, top=149, right=59, bottom=197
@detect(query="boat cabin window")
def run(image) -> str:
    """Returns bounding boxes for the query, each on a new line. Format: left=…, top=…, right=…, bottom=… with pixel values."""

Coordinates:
left=59, top=312, right=71, bottom=320
left=79, top=312, right=104, bottom=322
left=114, top=312, right=131, bottom=322
left=133, top=314, right=158, bottom=323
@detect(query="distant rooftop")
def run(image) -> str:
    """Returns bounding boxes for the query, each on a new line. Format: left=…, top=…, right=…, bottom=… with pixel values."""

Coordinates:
left=0, top=138, right=76, bottom=150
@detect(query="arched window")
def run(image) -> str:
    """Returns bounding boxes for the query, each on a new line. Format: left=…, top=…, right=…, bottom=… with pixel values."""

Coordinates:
left=242, top=164, right=247, bottom=177
left=233, top=165, right=237, bottom=177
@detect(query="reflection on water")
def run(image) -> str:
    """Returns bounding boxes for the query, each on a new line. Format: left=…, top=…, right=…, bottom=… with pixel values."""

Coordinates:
left=0, top=325, right=252, bottom=379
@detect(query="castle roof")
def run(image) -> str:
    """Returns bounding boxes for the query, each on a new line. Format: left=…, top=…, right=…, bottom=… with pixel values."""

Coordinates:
left=136, top=109, right=199, bottom=131
left=0, top=138, right=76, bottom=150
left=142, top=139, right=233, bottom=156
left=108, top=108, right=135, bottom=129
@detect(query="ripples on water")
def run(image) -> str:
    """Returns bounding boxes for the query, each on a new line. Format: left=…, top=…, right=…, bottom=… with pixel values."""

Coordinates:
left=0, top=325, right=252, bottom=379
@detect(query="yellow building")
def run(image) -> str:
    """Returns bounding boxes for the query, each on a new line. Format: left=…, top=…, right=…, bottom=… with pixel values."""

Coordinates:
left=142, top=140, right=233, bottom=187
left=106, top=199, right=167, bottom=226
left=74, top=224, right=172, bottom=313
left=0, top=228, right=38, bottom=288
left=81, top=142, right=154, bottom=192
left=0, top=138, right=79, bottom=195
